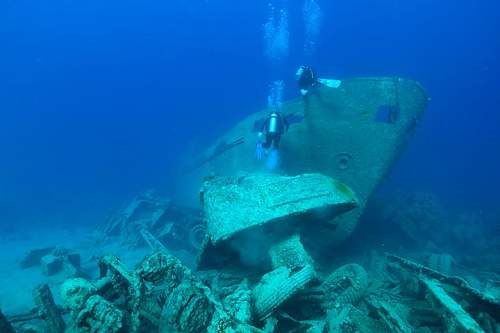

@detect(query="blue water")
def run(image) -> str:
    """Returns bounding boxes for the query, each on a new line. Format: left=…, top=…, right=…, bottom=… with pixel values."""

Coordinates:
left=0, top=0, right=498, bottom=229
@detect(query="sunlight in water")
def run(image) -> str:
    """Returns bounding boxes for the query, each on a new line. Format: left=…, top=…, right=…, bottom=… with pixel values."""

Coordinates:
left=267, top=80, right=285, bottom=111
left=263, top=3, right=289, bottom=64
left=303, top=0, right=322, bottom=56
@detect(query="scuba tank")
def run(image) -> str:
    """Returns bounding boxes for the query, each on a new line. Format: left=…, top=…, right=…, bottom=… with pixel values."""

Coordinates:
left=268, top=113, right=279, bottom=133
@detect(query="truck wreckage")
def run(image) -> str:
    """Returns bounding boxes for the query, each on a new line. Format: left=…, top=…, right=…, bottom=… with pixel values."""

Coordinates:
left=4, top=78, right=499, bottom=331
left=92, top=190, right=207, bottom=252
left=5, top=245, right=500, bottom=331
left=5, top=173, right=500, bottom=332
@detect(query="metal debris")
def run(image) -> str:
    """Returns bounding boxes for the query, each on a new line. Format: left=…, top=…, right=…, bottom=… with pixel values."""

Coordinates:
left=141, top=229, right=168, bottom=253
left=386, top=253, right=500, bottom=321
left=385, top=253, right=500, bottom=333
left=421, top=277, right=485, bottom=333
left=75, top=295, right=124, bottom=332
left=0, top=309, right=15, bottom=333
left=93, top=190, right=204, bottom=253
left=18, top=247, right=81, bottom=280
left=19, top=247, right=56, bottom=269
left=201, top=173, right=357, bottom=245
left=7, top=169, right=500, bottom=332
left=365, top=296, right=413, bottom=333
left=32, top=284, right=65, bottom=333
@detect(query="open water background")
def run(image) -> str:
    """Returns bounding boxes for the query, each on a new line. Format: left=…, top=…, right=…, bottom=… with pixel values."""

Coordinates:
left=0, top=0, right=498, bottom=230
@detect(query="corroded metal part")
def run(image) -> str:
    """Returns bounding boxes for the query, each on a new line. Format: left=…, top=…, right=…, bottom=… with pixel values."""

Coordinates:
left=5, top=310, right=42, bottom=325
left=421, top=278, right=485, bottom=333
left=159, top=281, right=214, bottom=333
left=365, top=296, right=413, bottom=333
left=137, top=294, right=163, bottom=327
left=327, top=304, right=386, bottom=333
left=141, top=229, right=168, bottom=253
left=134, top=252, right=254, bottom=333
left=75, top=295, right=124, bottom=333
left=92, top=191, right=204, bottom=253
left=93, top=190, right=169, bottom=247
left=386, top=253, right=500, bottom=333
left=32, top=284, right=65, bottom=333
left=0, top=309, right=16, bottom=333
left=60, top=278, right=97, bottom=318
left=222, top=279, right=252, bottom=325
left=19, top=247, right=56, bottom=269
left=198, top=173, right=357, bottom=268
left=98, top=255, right=143, bottom=332
left=386, top=253, right=500, bottom=321
left=201, top=173, right=357, bottom=245
left=99, top=255, right=137, bottom=287
left=135, top=251, right=192, bottom=288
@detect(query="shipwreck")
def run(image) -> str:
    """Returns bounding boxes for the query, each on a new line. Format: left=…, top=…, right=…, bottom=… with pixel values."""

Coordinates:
left=11, top=77, right=491, bottom=333
left=186, top=77, right=429, bottom=246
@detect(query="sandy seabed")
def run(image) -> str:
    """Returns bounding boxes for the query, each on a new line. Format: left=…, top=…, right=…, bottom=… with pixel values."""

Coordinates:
left=0, top=225, right=150, bottom=316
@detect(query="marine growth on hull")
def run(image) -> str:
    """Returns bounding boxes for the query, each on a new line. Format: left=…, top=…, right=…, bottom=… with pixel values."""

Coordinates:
left=3, top=78, right=499, bottom=333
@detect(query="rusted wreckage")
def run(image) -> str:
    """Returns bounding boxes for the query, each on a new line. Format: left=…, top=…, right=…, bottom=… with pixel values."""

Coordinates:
left=5, top=173, right=500, bottom=332
left=7, top=248, right=499, bottom=332
left=5, top=78, right=497, bottom=331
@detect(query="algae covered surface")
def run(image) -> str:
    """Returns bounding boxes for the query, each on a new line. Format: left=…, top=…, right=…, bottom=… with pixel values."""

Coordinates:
left=200, top=173, right=358, bottom=244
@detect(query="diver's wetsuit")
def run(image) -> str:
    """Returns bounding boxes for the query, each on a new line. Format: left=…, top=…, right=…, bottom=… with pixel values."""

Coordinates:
left=297, top=66, right=318, bottom=95
left=261, top=113, right=289, bottom=149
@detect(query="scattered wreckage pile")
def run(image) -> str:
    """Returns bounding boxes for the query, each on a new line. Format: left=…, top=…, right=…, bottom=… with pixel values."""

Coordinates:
left=19, top=247, right=82, bottom=281
left=3, top=173, right=500, bottom=332
left=92, top=190, right=206, bottom=252
left=375, top=191, right=500, bottom=275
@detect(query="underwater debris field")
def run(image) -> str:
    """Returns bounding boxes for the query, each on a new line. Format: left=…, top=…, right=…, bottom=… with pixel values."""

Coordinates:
left=1, top=1, right=499, bottom=332
left=1, top=170, right=499, bottom=332
left=1, top=76, right=499, bottom=333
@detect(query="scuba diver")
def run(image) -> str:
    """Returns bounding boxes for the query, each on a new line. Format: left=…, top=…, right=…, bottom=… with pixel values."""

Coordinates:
left=296, top=65, right=318, bottom=96
left=295, top=65, right=342, bottom=96
left=255, top=111, right=290, bottom=162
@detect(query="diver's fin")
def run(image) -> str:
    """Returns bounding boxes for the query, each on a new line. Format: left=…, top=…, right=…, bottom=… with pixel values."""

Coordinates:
left=318, top=78, right=342, bottom=88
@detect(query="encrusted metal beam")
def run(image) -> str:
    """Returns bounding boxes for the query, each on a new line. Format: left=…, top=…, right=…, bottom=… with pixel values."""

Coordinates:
left=421, top=278, right=485, bottom=333
left=32, top=284, right=65, bottom=333
left=386, top=253, right=500, bottom=321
